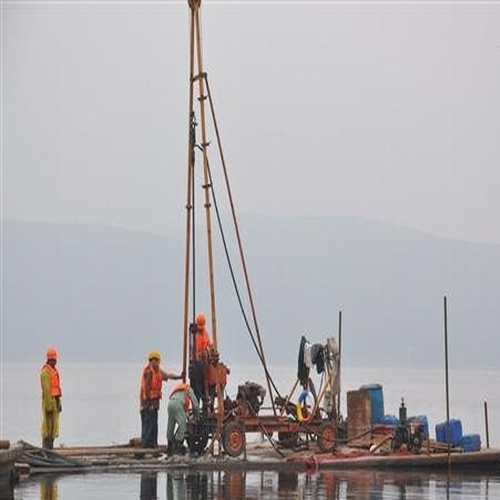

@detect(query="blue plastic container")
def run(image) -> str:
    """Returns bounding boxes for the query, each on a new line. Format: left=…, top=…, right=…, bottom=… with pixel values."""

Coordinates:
left=359, top=383, right=384, bottom=424
left=380, top=414, right=399, bottom=427
left=408, top=415, right=429, bottom=439
left=435, top=419, right=463, bottom=446
left=460, top=434, right=481, bottom=452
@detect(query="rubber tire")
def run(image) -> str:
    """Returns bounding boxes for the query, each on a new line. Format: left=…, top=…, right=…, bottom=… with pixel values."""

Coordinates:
left=222, top=420, right=246, bottom=457
left=317, top=422, right=336, bottom=453
left=187, top=421, right=210, bottom=454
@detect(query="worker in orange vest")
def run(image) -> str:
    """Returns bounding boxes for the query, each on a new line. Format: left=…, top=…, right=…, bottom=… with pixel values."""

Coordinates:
left=40, top=347, right=62, bottom=449
left=140, top=351, right=183, bottom=448
left=189, top=313, right=214, bottom=406
left=194, top=313, right=212, bottom=360
left=167, top=382, right=200, bottom=455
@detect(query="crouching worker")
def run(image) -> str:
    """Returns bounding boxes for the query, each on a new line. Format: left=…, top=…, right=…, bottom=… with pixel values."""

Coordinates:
left=167, top=383, right=200, bottom=455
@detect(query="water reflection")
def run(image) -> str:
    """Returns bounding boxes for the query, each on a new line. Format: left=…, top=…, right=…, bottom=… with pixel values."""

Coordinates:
left=277, top=471, right=298, bottom=496
left=164, top=470, right=255, bottom=499
left=140, top=473, right=157, bottom=499
left=12, top=467, right=500, bottom=499
left=40, top=476, right=58, bottom=500
left=0, top=478, right=14, bottom=500
left=159, top=468, right=500, bottom=500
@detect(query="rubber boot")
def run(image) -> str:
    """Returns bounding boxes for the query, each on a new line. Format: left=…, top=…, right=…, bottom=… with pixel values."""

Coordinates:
left=42, top=438, right=53, bottom=449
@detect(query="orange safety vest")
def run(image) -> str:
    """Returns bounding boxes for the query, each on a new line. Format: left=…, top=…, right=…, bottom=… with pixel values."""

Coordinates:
left=195, top=328, right=211, bottom=358
left=170, top=382, right=191, bottom=411
left=141, top=365, right=163, bottom=402
left=41, top=364, right=62, bottom=397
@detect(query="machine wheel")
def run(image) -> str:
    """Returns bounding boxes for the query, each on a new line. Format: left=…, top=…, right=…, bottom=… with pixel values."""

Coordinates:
left=277, top=431, right=299, bottom=449
left=317, top=422, right=336, bottom=453
left=222, top=420, right=246, bottom=457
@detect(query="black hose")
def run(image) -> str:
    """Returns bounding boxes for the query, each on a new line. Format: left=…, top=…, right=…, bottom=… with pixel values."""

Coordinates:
left=200, top=151, right=282, bottom=400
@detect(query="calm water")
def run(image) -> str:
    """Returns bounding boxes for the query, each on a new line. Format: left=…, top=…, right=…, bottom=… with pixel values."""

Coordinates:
left=2, top=363, right=500, bottom=498
left=9, top=470, right=500, bottom=499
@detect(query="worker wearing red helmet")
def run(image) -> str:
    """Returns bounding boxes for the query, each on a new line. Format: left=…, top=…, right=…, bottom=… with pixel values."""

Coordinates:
left=194, top=313, right=212, bottom=360
left=40, top=347, right=62, bottom=449
left=188, top=313, right=214, bottom=408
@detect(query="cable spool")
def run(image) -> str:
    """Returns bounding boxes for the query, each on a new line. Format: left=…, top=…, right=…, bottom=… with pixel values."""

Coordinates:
left=296, top=390, right=313, bottom=422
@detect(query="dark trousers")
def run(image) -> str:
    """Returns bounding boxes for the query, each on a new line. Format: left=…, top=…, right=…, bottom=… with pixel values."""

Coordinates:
left=141, top=407, right=159, bottom=448
left=189, top=360, right=205, bottom=403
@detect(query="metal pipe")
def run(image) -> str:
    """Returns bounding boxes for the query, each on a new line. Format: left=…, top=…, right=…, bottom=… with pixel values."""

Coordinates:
left=192, top=4, right=224, bottom=451
left=193, top=10, right=218, bottom=350
left=443, top=295, right=451, bottom=465
left=191, top=112, right=197, bottom=327
left=338, top=310, right=342, bottom=421
left=484, top=400, right=490, bottom=448
left=181, top=7, right=197, bottom=382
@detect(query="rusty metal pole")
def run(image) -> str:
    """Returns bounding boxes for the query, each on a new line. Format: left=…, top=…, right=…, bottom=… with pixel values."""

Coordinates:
left=484, top=400, right=490, bottom=448
left=181, top=3, right=197, bottom=382
left=193, top=7, right=218, bottom=351
left=443, top=295, right=451, bottom=465
left=189, top=0, right=224, bottom=452
left=338, top=309, right=342, bottom=422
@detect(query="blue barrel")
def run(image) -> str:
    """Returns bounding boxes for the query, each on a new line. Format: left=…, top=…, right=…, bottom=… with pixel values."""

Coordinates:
left=380, top=414, right=399, bottom=427
left=408, top=415, right=429, bottom=439
left=359, top=384, right=384, bottom=424
left=435, top=419, right=463, bottom=445
left=460, top=434, right=481, bottom=452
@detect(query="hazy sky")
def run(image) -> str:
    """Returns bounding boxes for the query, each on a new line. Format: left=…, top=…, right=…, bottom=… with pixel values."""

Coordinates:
left=2, top=0, right=500, bottom=243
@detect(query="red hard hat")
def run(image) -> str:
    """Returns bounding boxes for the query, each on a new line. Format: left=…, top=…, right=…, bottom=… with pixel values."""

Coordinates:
left=46, top=347, right=58, bottom=360
left=195, top=313, right=206, bottom=327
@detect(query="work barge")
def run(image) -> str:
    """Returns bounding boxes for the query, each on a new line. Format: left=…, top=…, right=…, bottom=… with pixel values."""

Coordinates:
left=9, top=439, right=500, bottom=478
left=6, top=0, right=499, bottom=487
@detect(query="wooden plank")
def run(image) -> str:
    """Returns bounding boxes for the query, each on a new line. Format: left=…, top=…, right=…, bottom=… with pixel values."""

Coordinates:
left=347, top=390, right=371, bottom=448
left=56, top=446, right=166, bottom=457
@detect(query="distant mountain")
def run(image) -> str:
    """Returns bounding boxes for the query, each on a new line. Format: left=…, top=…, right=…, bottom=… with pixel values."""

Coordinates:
left=2, top=218, right=499, bottom=369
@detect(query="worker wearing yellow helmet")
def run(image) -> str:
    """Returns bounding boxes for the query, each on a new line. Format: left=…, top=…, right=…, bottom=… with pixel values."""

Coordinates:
left=40, top=347, right=62, bottom=449
left=140, top=351, right=183, bottom=448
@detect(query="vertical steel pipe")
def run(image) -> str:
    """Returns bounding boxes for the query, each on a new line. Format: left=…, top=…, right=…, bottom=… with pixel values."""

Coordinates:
left=443, top=296, right=451, bottom=465
left=338, top=310, right=342, bottom=422
left=484, top=400, right=490, bottom=449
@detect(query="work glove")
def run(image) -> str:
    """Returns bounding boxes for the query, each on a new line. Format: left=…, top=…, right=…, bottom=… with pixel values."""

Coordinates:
left=56, top=397, right=62, bottom=413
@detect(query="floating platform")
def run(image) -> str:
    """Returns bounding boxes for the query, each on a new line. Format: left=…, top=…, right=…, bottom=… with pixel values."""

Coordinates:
left=13, top=440, right=500, bottom=475
left=287, top=448, right=500, bottom=471
left=0, top=442, right=24, bottom=486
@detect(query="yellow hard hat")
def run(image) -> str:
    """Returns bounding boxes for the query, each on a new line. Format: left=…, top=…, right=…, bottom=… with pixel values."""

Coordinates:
left=148, top=351, right=161, bottom=362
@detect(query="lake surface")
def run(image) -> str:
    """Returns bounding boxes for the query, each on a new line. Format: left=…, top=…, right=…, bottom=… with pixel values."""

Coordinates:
left=9, top=469, right=500, bottom=499
left=2, top=363, right=499, bottom=498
